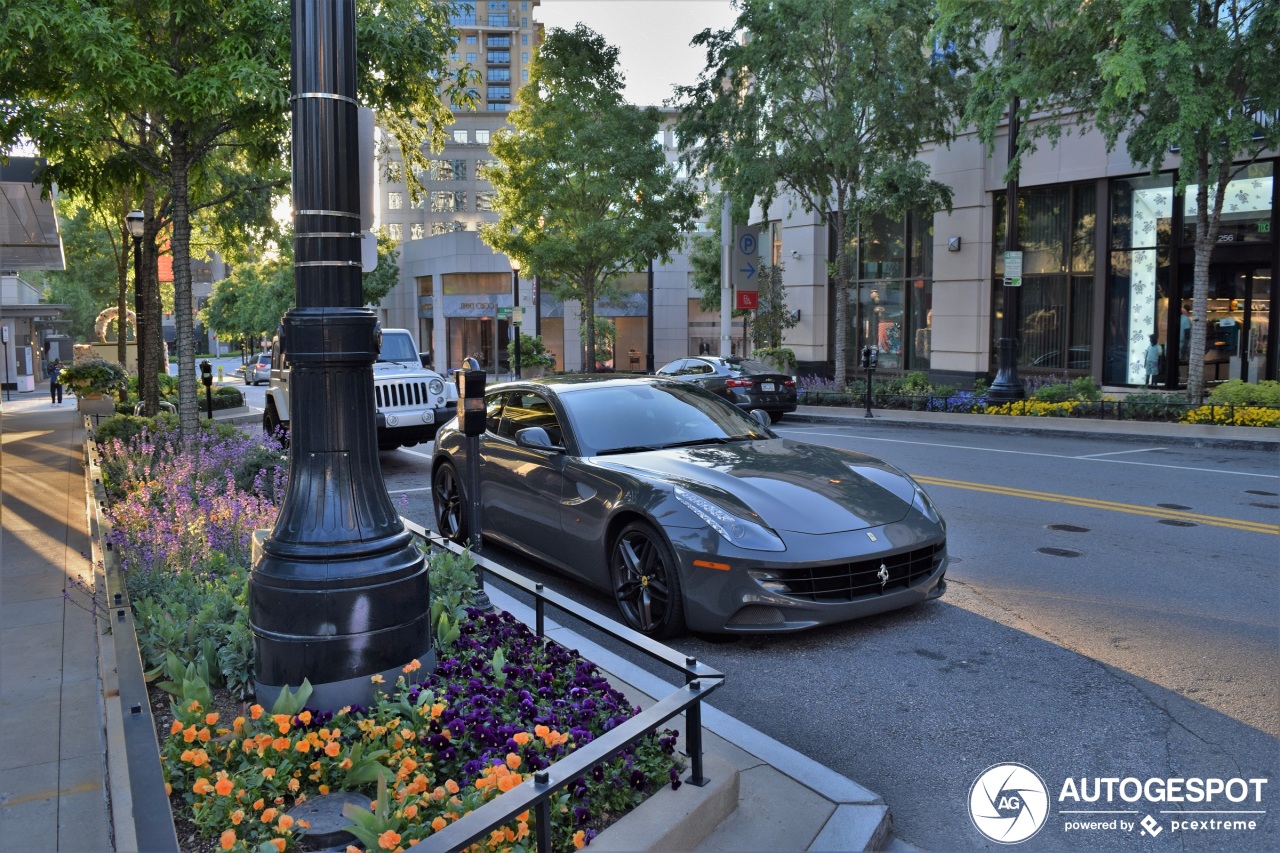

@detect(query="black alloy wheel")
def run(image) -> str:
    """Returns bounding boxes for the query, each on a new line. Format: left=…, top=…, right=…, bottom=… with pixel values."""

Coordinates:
left=610, top=521, right=685, bottom=639
left=432, top=461, right=468, bottom=544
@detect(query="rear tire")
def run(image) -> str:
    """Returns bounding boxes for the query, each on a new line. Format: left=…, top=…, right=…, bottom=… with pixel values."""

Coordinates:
left=769, top=411, right=784, bottom=424
left=610, top=521, right=685, bottom=639
left=263, top=404, right=289, bottom=448
left=432, top=461, right=468, bottom=545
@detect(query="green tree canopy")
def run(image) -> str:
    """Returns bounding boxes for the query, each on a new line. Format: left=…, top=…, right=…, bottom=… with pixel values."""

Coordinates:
left=674, top=0, right=961, bottom=382
left=481, top=24, right=701, bottom=370
left=935, top=0, right=1280, bottom=399
left=1, top=0, right=468, bottom=434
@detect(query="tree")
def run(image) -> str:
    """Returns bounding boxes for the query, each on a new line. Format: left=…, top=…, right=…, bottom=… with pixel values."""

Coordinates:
left=935, top=0, right=1280, bottom=400
left=481, top=24, right=701, bottom=371
left=203, top=228, right=401, bottom=345
left=1, top=0, right=468, bottom=435
left=751, top=262, right=797, bottom=351
left=673, top=0, right=961, bottom=382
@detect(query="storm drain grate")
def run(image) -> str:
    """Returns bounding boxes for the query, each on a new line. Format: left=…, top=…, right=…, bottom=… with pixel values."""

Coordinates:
left=1047, top=524, right=1090, bottom=533
left=1250, top=502, right=1280, bottom=510
left=1158, top=519, right=1197, bottom=527
left=1245, top=490, right=1278, bottom=497
left=1157, top=503, right=1192, bottom=510
left=1037, top=547, right=1082, bottom=557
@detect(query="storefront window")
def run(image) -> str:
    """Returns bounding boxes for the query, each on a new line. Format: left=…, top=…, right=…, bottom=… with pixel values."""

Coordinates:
left=843, top=210, right=934, bottom=372
left=1106, top=175, right=1174, bottom=384
left=1182, top=161, right=1273, bottom=244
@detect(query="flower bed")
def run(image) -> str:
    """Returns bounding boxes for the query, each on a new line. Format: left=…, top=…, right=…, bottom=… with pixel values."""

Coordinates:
left=96, top=418, right=683, bottom=852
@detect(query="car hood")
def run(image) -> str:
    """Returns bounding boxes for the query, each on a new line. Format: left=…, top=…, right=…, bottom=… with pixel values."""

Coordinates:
left=594, top=439, right=915, bottom=534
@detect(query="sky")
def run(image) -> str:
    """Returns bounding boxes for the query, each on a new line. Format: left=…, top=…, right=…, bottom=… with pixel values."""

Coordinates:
left=534, top=1, right=737, bottom=107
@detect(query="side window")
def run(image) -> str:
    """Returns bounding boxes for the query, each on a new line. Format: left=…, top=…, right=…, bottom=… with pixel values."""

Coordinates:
left=498, top=392, right=562, bottom=445
left=657, top=359, right=686, bottom=376
left=688, top=361, right=715, bottom=376
left=485, top=392, right=507, bottom=435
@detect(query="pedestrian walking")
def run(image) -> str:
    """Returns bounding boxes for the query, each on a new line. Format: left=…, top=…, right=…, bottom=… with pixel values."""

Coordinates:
left=1144, top=334, right=1164, bottom=388
left=49, top=358, right=64, bottom=405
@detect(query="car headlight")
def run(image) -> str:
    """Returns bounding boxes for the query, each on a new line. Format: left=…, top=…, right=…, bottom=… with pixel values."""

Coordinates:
left=910, top=480, right=944, bottom=526
left=674, top=485, right=786, bottom=552
left=429, top=378, right=444, bottom=396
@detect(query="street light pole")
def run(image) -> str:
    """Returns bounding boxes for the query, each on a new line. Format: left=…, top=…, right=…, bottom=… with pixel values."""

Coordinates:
left=988, top=77, right=1025, bottom=401
left=126, top=210, right=145, bottom=410
left=250, top=0, right=431, bottom=713
left=510, top=258, right=521, bottom=379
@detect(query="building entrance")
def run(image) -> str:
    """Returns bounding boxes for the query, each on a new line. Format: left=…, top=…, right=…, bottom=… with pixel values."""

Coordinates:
left=1174, top=263, right=1273, bottom=384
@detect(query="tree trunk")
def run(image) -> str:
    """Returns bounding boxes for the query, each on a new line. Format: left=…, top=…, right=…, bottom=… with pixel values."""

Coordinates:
left=115, top=218, right=129, bottom=383
left=141, top=186, right=163, bottom=418
left=830, top=200, right=851, bottom=384
left=583, top=273, right=596, bottom=373
left=171, top=124, right=199, bottom=437
left=1186, top=147, right=1231, bottom=403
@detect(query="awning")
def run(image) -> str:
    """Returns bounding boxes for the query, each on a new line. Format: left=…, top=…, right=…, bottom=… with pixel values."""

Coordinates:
left=0, top=156, right=65, bottom=271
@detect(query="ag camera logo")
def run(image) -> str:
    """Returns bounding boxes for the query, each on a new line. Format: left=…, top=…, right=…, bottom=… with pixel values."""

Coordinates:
left=969, top=763, right=1050, bottom=844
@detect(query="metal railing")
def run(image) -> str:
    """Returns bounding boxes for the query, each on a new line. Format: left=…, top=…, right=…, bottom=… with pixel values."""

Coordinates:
left=400, top=518, right=725, bottom=853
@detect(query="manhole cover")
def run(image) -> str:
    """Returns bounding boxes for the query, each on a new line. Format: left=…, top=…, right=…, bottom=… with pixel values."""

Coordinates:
left=1047, top=524, right=1090, bottom=533
left=1157, top=503, right=1192, bottom=510
left=1158, top=519, right=1196, bottom=527
left=1245, top=490, right=1279, bottom=496
left=1037, top=547, right=1082, bottom=557
left=1250, top=502, right=1280, bottom=510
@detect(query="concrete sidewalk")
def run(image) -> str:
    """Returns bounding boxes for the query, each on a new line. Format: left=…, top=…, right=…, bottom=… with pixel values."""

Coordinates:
left=0, top=391, right=113, bottom=851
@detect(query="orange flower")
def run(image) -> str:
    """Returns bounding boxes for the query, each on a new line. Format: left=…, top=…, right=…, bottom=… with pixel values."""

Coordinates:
left=505, top=753, right=521, bottom=771
left=249, top=704, right=264, bottom=720
left=205, top=712, right=220, bottom=726
left=190, top=750, right=209, bottom=768
left=183, top=726, right=198, bottom=743
left=272, top=714, right=291, bottom=735
left=188, top=700, right=202, bottom=713
left=220, top=829, right=236, bottom=850
left=402, top=658, right=422, bottom=674
left=233, top=716, right=246, bottom=733
left=431, top=816, right=447, bottom=832
left=324, top=741, right=341, bottom=757
left=272, top=737, right=290, bottom=752
left=253, top=798, right=266, bottom=811
left=378, top=830, right=401, bottom=850
left=215, top=777, right=234, bottom=797
left=164, top=782, right=172, bottom=797
left=497, top=774, right=520, bottom=792
left=170, top=720, right=184, bottom=735
left=318, top=785, right=330, bottom=795
left=573, top=829, right=586, bottom=850
left=444, top=779, right=459, bottom=795
left=231, top=810, right=244, bottom=826
left=297, top=710, right=312, bottom=725
left=295, top=740, right=311, bottom=754
left=262, top=768, right=277, bottom=780
left=193, top=777, right=214, bottom=795
left=370, top=674, right=385, bottom=684
left=278, top=814, right=295, bottom=831
left=270, top=840, right=285, bottom=853
left=430, top=703, right=446, bottom=719
left=261, top=807, right=279, bottom=824
left=512, top=732, right=531, bottom=746
left=403, top=804, right=418, bottom=820
left=197, top=728, right=212, bottom=743
left=534, top=724, right=549, bottom=739
left=287, top=778, right=300, bottom=793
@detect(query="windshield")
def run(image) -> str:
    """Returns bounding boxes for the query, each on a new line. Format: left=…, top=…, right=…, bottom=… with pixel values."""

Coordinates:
left=727, top=358, right=778, bottom=375
left=379, top=331, right=419, bottom=363
left=561, top=381, right=772, bottom=456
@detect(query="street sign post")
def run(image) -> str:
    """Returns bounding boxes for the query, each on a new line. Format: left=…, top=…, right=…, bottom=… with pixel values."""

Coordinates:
left=732, top=224, right=761, bottom=308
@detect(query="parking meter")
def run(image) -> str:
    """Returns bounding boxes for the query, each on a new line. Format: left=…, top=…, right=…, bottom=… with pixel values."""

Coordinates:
left=456, top=363, right=486, bottom=437
left=200, top=359, right=214, bottom=419
left=860, top=346, right=877, bottom=419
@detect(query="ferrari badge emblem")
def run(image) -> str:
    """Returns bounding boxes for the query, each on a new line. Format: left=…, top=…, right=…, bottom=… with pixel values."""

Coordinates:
left=877, top=564, right=890, bottom=588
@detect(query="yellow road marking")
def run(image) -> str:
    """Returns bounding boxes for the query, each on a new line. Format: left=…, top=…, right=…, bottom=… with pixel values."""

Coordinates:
left=914, top=475, right=1280, bottom=536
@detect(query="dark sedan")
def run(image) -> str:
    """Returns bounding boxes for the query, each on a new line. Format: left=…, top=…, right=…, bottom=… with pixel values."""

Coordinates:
left=655, top=356, right=797, bottom=422
left=431, top=375, right=947, bottom=638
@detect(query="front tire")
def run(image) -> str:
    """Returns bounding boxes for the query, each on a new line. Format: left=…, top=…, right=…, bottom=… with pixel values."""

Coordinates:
left=432, top=461, right=468, bottom=545
left=610, top=521, right=685, bottom=639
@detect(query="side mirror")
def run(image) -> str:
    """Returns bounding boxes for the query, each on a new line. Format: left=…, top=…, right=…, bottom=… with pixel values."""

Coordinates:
left=748, top=409, right=770, bottom=428
left=514, top=426, right=562, bottom=452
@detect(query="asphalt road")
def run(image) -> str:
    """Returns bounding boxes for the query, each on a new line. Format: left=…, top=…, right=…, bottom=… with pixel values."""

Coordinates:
left=380, top=422, right=1280, bottom=851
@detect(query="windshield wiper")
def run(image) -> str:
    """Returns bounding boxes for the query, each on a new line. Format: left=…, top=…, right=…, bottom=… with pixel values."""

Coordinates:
left=657, top=436, right=751, bottom=450
left=596, top=444, right=663, bottom=456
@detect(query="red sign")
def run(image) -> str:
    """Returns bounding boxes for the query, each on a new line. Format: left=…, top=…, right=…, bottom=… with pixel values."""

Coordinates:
left=735, top=290, right=759, bottom=310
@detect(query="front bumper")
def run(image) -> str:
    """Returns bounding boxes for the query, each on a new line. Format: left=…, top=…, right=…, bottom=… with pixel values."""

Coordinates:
left=374, top=406, right=453, bottom=445
left=669, top=515, right=947, bottom=633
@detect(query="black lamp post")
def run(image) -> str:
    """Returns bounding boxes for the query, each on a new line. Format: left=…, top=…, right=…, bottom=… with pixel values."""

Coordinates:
left=988, top=69, right=1025, bottom=402
left=199, top=359, right=214, bottom=419
left=860, top=345, right=878, bottom=418
left=510, top=258, right=521, bottom=379
left=126, top=209, right=145, bottom=396
left=249, top=0, right=431, bottom=712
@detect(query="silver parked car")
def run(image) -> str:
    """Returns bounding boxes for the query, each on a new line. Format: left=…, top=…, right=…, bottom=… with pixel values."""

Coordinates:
left=431, top=375, right=947, bottom=638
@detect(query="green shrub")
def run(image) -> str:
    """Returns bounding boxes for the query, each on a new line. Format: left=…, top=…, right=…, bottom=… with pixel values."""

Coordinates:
left=1071, top=376, right=1102, bottom=400
left=1207, top=379, right=1280, bottom=407
left=1032, top=382, right=1074, bottom=403
left=1120, top=390, right=1186, bottom=421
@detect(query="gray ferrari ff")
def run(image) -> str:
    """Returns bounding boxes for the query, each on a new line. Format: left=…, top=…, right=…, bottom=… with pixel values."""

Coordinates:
left=431, top=375, right=947, bottom=638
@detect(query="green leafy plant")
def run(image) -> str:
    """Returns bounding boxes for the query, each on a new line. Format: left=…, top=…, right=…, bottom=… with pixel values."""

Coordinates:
left=752, top=346, right=797, bottom=373
left=1207, top=379, right=1280, bottom=407
left=60, top=357, right=129, bottom=396
left=507, top=331, right=556, bottom=369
